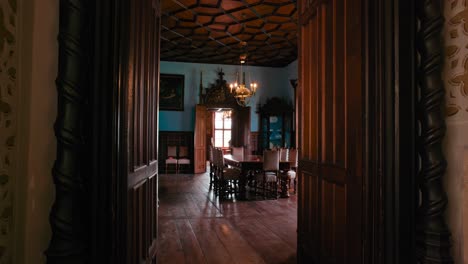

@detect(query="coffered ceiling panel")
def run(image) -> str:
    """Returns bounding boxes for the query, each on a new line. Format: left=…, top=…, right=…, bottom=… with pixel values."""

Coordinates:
left=161, top=0, right=298, bottom=67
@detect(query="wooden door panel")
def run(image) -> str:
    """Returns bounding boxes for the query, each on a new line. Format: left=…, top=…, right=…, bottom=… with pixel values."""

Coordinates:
left=194, top=105, right=207, bottom=173
left=298, top=0, right=363, bottom=263
left=298, top=169, right=320, bottom=262
left=333, top=0, right=346, bottom=167
left=129, top=175, right=158, bottom=263
left=124, top=0, right=160, bottom=262
left=195, top=148, right=206, bottom=172
left=321, top=181, right=346, bottom=262
left=49, top=0, right=161, bottom=261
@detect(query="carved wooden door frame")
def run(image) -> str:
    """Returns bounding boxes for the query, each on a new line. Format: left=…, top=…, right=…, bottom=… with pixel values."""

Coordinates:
left=365, top=0, right=453, bottom=262
left=45, top=0, right=453, bottom=263
left=364, top=0, right=452, bottom=262
left=415, top=1, right=453, bottom=262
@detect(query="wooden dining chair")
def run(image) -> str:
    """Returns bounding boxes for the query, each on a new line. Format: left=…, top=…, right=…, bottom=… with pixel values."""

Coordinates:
left=209, top=145, right=215, bottom=185
left=216, top=147, right=240, bottom=198
left=165, top=145, right=178, bottom=173
left=232, top=146, right=244, bottom=157
left=213, top=147, right=224, bottom=195
left=177, top=146, right=191, bottom=173
left=255, top=149, right=280, bottom=199
left=279, top=148, right=289, bottom=161
left=283, top=148, right=298, bottom=194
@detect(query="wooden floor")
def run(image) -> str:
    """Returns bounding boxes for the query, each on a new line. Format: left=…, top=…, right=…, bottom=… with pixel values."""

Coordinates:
left=158, top=171, right=297, bottom=264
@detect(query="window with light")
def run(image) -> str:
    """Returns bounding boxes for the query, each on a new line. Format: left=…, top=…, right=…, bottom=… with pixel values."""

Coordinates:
left=214, top=111, right=232, bottom=148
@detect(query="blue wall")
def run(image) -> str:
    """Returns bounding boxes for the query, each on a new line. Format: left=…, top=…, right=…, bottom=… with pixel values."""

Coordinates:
left=285, top=60, right=298, bottom=102
left=159, top=60, right=297, bottom=132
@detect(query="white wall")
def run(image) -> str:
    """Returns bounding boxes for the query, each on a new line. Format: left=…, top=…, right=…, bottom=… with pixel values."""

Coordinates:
left=443, top=1, right=468, bottom=263
left=15, top=0, right=58, bottom=263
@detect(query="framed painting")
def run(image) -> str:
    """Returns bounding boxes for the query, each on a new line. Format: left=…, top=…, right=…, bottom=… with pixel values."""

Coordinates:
left=159, top=74, right=184, bottom=111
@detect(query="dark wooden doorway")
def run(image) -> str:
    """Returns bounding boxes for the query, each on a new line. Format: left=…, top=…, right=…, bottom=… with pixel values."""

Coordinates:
left=46, top=0, right=161, bottom=263
left=46, top=0, right=453, bottom=263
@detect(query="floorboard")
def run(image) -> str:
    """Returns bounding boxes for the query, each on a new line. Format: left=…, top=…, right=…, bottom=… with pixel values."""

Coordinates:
left=158, top=172, right=297, bottom=264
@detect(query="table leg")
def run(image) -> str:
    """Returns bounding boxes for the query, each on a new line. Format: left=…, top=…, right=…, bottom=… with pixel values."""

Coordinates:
left=280, top=176, right=290, bottom=198
left=237, top=168, right=248, bottom=200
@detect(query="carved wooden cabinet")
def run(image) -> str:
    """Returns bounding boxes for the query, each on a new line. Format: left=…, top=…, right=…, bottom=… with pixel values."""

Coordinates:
left=257, top=97, right=294, bottom=152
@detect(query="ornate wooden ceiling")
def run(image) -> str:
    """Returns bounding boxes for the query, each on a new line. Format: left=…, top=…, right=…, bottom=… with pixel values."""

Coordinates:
left=161, top=0, right=298, bottom=67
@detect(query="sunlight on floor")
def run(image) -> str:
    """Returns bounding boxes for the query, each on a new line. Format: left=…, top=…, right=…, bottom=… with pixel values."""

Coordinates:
left=157, top=172, right=298, bottom=264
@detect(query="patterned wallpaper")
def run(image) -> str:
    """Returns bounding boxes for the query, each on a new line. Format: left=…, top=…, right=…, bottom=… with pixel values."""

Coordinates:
left=444, top=2, right=468, bottom=264
left=444, top=0, right=468, bottom=119
left=0, top=0, right=15, bottom=262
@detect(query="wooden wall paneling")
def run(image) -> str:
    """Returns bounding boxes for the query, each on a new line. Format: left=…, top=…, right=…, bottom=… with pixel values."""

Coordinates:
left=158, top=131, right=194, bottom=173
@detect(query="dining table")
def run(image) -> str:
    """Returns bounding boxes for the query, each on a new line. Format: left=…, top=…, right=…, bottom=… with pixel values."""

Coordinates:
left=223, top=154, right=293, bottom=200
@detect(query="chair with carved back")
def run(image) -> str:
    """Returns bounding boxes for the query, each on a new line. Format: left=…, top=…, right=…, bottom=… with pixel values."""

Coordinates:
left=216, top=147, right=240, bottom=198
left=233, top=146, right=257, bottom=187
left=254, top=149, right=280, bottom=199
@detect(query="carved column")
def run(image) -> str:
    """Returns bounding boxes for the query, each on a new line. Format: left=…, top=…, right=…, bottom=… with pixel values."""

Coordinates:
left=290, top=79, right=297, bottom=147
left=416, top=0, right=453, bottom=263
left=45, top=0, right=89, bottom=262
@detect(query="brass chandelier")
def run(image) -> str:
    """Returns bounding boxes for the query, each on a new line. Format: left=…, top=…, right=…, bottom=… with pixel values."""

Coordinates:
left=229, top=43, right=258, bottom=107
